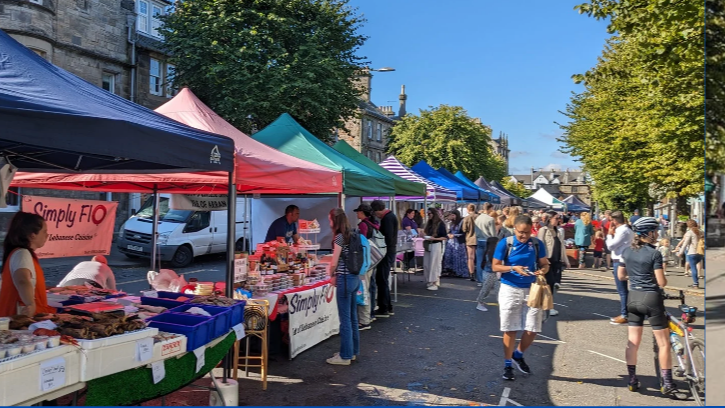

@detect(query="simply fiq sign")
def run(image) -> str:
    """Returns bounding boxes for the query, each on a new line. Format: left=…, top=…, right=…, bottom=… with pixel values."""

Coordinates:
left=285, top=283, right=339, bottom=359
left=26, top=195, right=118, bottom=259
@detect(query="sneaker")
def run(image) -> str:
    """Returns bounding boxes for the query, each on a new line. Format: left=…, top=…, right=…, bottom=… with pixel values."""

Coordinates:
left=611, top=316, right=628, bottom=325
left=661, top=384, right=678, bottom=396
left=688, top=284, right=700, bottom=289
left=388, top=310, right=395, bottom=316
left=358, top=324, right=371, bottom=331
left=326, top=354, right=351, bottom=365
left=375, top=311, right=390, bottom=318
left=628, top=380, right=640, bottom=392
left=476, top=303, right=488, bottom=312
left=477, top=282, right=483, bottom=287
left=502, top=366, right=515, bottom=381
left=333, top=352, right=356, bottom=361
left=427, top=285, right=439, bottom=291
left=554, top=283, right=561, bottom=290
left=549, top=308, right=559, bottom=316
left=512, top=356, right=531, bottom=374
left=435, top=279, right=441, bottom=286
left=470, top=276, right=476, bottom=281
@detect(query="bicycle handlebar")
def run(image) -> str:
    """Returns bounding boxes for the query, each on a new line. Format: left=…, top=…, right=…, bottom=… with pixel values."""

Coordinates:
left=662, top=290, right=685, bottom=303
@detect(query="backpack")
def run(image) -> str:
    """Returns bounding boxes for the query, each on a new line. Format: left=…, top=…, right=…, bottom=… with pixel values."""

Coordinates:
left=345, top=229, right=368, bottom=275
left=696, top=236, right=705, bottom=255
left=502, top=236, right=541, bottom=270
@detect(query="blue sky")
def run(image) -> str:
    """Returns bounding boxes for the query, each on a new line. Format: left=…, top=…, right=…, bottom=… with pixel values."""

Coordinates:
left=347, top=0, right=611, bottom=175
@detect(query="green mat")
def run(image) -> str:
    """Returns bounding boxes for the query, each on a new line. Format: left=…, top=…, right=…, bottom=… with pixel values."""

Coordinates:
left=85, top=333, right=237, bottom=406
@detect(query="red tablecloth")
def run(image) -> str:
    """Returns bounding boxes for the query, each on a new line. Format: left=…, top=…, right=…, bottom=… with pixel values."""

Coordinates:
left=262, top=278, right=331, bottom=321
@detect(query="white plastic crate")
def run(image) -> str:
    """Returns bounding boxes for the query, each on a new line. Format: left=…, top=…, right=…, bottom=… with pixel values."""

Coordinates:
left=0, top=346, right=81, bottom=406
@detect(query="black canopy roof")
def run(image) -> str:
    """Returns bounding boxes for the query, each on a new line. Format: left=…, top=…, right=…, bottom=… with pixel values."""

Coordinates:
left=0, top=29, right=235, bottom=173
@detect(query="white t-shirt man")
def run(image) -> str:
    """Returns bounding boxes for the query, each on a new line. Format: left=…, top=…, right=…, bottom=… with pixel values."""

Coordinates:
left=58, top=256, right=117, bottom=290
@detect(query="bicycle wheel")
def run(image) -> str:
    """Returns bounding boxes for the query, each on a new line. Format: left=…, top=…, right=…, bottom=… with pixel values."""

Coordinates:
left=653, top=335, right=663, bottom=388
left=687, top=338, right=705, bottom=406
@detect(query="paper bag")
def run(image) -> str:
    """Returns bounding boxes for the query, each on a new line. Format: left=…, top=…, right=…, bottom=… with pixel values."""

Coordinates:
left=527, top=275, right=548, bottom=309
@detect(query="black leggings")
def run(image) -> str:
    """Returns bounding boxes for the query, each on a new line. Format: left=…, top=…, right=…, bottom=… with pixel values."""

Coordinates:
left=627, top=290, right=667, bottom=330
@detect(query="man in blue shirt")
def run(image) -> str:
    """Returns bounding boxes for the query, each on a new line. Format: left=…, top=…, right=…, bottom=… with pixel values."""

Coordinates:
left=492, top=215, right=550, bottom=381
left=264, top=205, right=300, bottom=244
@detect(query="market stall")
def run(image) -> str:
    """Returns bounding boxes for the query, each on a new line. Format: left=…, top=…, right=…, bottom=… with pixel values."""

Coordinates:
left=452, top=170, right=500, bottom=204
left=476, top=177, right=521, bottom=207
left=412, top=161, right=480, bottom=202
left=562, top=194, right=591, bottom=212
left=376, top=156, right=458, bottom=203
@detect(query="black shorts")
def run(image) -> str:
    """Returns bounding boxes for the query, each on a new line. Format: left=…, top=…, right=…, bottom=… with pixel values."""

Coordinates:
left=603, top=247, right=611, bottom=255
left=593, top=250, right=603, bottom=258
left=627, top=290, right=667, bottom=330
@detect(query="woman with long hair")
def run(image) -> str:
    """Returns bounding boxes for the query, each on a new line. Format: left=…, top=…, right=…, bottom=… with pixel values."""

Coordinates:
left=502, top=207, right=521, bottom=236
left=326, top=208, right=360, bottom=365
left=574, top=212, right=595, bottom=268
left=538, top=211, right=570, bottom=317
left=0, top=212, right=54, bottom=317
left=674, top=219, right=704, bottom=288
left=423, top=207, right=447, bottom=291
left=443, top=210, right=468, bottom=278
left=618, top=217, right=677, bottom=396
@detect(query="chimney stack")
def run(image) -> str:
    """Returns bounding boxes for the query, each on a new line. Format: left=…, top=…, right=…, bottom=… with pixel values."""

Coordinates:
left=356, top=70, right=372, bottom=102
left=398, top=85, right=407, bottom=117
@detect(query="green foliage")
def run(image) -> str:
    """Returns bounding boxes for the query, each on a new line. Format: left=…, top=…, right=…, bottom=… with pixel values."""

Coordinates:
left=501, top=179, right=531, bottom=199
left=706, top=0, right=725, bottom=174
left=560, top=0, right=704, bottom=210
left=160, top=0, right=368, bottom=141
left=387, top=105, right=500, bottom=181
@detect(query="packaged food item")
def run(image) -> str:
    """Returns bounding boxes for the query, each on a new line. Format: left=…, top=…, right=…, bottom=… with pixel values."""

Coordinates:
left=19, top=341, right=35, bottom=354
left=0, top=346, right=7, bottom=359
left=47, top=336, right=61, bottom=348
left=6, top=344, right=22, bottom=356
left=33, top=337, right=48, bottom=350
left=0, top=317, right=9, bottom=330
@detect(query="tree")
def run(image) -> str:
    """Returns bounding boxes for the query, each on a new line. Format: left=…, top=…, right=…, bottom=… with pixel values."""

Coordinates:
left=559, top=0, right=704, bottom=210
left=501, top=179, right=530, bottom=199
left=160, top=0, right=367, bottom=140
left=706, top=0, right=725, bottom=174
left=387, top=105, right=500, bottom=181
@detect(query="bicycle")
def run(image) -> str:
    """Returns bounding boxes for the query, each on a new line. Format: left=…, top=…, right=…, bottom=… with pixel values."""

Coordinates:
left=653, top=290, right=705, bottom=405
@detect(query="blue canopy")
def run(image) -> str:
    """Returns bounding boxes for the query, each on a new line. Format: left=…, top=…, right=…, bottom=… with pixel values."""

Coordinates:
left=453, top=171, right=501, bottom=204
left=563, top=195, right=591, bottom=212
left=411, top=161, right=479, bottom=201
left=0, top=29, right=235, bottom=173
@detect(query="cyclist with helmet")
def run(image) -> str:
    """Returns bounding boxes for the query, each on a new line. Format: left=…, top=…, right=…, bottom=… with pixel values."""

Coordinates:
left=617, top=217, right=677, bottom=396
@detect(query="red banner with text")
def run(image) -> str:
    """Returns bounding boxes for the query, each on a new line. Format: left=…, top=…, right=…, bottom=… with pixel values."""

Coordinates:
left=25, top=195, right=117, bottom=259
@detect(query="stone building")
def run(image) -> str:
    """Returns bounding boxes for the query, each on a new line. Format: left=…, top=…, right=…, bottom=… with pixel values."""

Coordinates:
left=336, top=71, right=406, bottom=163
left=471, top=118, right=511, bottom=175
left=0, top=0, right=180, bottom=232
left=509, top=167, right=592, bottom=204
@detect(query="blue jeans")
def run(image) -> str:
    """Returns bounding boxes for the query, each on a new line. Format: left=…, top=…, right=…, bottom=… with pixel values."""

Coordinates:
left=612, top=261, right=628, bottom=317
left=475, top=239, right=489, bottom=282
left=687, top=254, right=704, bottom=285
left=336, top=274, right=360, bottom=360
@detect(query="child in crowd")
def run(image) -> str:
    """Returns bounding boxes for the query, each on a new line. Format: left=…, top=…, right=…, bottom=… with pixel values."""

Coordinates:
left=593, top=230, right=605, bottom=270
left=657, top=238, right=672, bottom=276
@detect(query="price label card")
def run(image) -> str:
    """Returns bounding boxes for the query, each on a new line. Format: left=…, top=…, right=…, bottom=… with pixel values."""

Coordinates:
left=39, top=357, right=66, bottom=392
left=233, top=323, right=246, bottom=340
left=193, top=345, right=206, bottom=373
left=151, top=360, right=165, bottom=384
left=136, top=337, right=154, bottom=362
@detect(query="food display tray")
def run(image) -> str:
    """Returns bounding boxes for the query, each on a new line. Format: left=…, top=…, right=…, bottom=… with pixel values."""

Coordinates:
left=169, top=304, right=231, bottom=340
left=146, top=313, right=212, bottom=351
left=75, top=327, right=158, bottom=350
left=0, top=346, right=81, bottom=406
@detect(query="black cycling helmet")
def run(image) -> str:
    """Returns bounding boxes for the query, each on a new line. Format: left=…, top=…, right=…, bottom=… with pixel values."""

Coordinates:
left=632, top=216, right=659, bottom=235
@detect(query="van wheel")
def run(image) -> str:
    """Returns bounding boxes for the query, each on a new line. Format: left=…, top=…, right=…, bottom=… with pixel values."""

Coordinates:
left=170, top=246, right=193, bottom=268
left=235, top=238, right=249, bottom=252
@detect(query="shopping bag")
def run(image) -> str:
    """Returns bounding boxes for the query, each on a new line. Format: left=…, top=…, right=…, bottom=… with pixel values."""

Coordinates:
left=527, top=275, right=547, bottom=309
left=356, top=279, right=369, bottom=306
left=540, top=281, right=554, bottom=310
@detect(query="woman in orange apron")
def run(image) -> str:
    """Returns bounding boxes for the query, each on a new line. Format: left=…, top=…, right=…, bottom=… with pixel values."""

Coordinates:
left=0, top=212, right=54, bottom=317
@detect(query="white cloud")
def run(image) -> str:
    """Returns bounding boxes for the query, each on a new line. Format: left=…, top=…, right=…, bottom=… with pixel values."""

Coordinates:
left=550, top=151, right=568, bottom=159
left=540, top=163, right=581, bottom=172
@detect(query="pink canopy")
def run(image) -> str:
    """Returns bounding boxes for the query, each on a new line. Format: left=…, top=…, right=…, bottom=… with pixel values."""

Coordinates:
left=12, top=88, right=342, bottom=194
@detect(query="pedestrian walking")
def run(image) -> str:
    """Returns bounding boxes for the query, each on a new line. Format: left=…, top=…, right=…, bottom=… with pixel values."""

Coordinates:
left=492, top=215, right=549, bottom=381
left=606, top=211, right=634, bottom=325
left=326, top=208, right=360, bottom=366
left=601, top=211, right=613, bottom=269
left=443, top=210, right=468, bottom=277
left=371, top=200, right=397, bottom=318
left=617, top=217, right=678, bottom=396
left=629, top=209, right=642, bottom=224
left=674, top=220, right=704, bottom=288
left=538, top=211, right=570, bottom=317
left=423, top=207, right=447, bottom=291
left=474, top=203, right=496, bottom=286
left=353, top=204, right=378, bottom=331
left=461, top=204, right=479, bottom=282
left=574, top=212, right=594, bottom=268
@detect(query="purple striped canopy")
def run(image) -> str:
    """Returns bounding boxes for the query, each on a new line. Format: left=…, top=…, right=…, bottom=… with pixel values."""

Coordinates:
left=365, top=156, right=457, bottom=202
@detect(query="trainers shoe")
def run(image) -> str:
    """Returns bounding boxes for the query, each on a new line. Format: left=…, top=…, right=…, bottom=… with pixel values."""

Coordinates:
left=333, top=352, right=356, bottom=361
left=326, top=354, right=351, bottom=365
left=611, top=316, right=628, bottom=325
left=688, top=284, right=700, bottom=289
left=628, top=380, right=640, bottom=392
left=435, top=279, right=440, bottom=286
left=502, top=366, right=515, bottom=381
left=388, top=311, right=395, bottom=316
left=477, top=282, right=483, bottom=287
left=661, top=384, right=678, bottom=396
left=375, top=311, right=390, bottom=318
left=358, top=324, right=371, bottom=331
left=512, top=356, right=531, bottom=374
left=554, top=283, right=561, bottom=289
left=427, top=285, right=439, bottom=291
left=476, top=303, right=488, bottom=312
left=549, top=308, right=559, bottom=316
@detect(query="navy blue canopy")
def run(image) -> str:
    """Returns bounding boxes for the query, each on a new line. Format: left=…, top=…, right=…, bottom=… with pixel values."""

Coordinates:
left=0, top=29, right=235, bottom=173
left=563, top=195, right=591, bottom=212
left=411, top=161, right=479, bottom=201
left=453, top=171, right=500, bottom=204
left=475, top=176, right=520, bottom=206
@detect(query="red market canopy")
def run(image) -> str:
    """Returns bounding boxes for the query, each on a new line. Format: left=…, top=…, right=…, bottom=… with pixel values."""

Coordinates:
left=12, top=89, right=342, bottom=194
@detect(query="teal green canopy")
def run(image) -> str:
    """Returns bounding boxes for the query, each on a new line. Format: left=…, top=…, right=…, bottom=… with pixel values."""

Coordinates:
left=252, top=113, right=395, bottom=196
left=333, top=140, right=426, bottom=197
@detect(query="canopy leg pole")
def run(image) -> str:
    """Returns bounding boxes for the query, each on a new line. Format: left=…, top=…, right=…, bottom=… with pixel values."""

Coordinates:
left=244, top=194, right=249, bottom=252
left=224, top=173, right=237, bottom=382
left=151, top=186, right=159, bottom=272
left=340, top=193, right=346, bottom=210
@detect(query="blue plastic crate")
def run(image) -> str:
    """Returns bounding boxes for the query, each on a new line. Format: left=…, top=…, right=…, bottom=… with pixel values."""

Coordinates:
left=146, top=313, right=213, bottom=351
left=140, top=292, right=193, bottom=310
left=169, top=304, right=231, bottom=340
left=228, top=300, right=246, bottom=327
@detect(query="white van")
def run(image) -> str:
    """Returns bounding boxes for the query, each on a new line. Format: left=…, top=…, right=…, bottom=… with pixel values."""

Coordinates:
left=117, top=195, right=249, bottom=267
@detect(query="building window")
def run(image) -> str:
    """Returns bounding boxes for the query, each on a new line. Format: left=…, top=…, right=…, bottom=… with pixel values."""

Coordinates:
left=137, top=0, right=166, bottom=38
left=137, top=0, right=149, bottom=33
left=366, top=119, right=373, bottom=139
left=151, top=5, right=163, bottom=37
left=102, top=72, right=115, bottom=94
left=376, top=152, right=381, bottom=162
left=376, top=123, right=382, bottom=141
left=165, top=64, right=176, bottom=97
left=150, top=58, right=162, bottom=95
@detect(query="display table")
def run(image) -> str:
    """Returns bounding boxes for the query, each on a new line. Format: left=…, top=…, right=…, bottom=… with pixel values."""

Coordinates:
left=255, top=279, right=331, bottom=321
